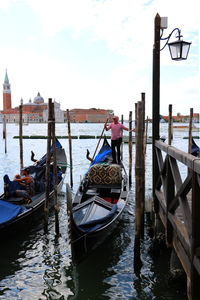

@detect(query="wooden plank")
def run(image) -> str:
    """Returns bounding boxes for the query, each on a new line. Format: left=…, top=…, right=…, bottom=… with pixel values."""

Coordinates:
left=158, top=206, right=167, bottom=229
left=155, top=148, right=167, bottom=196
left=190, top=171, right=200, bottom=297
left=155, top=189, right=166, bottom=212
left=193, top=162, right=200, bottom=177
left=155, top=140, right=200, bottom=171
left=168, top=212, right=191, bottom=257
left=169, top=157, right=192, bottom=236
left=155, top=148, right=168, bottom=191
left=168, top=172, right=192, bottom=213
left=195, top=247, right=200, bottom=257
left=192, top=172, right=200, bottom=251
left=193, top=256, right=200, bottom=275
left=173, top=234, right=191, bottom=278
left=166, top=155, right=174, bottom=245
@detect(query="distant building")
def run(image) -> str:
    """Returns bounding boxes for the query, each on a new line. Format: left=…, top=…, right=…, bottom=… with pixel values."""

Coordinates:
left=43, top=101, right=64, bottom=123
left=162, top=113, right=199, bottom=123
left=1, top=70, right=64, bottom=123
left=67, top=108, right=114, bottom=123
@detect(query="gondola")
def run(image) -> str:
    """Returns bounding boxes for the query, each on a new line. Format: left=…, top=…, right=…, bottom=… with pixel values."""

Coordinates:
left=0, top=139, right=67, bottom=238
left=67, top=137, right=128, bottom=265
left=191, top=138, right=200, bottom=157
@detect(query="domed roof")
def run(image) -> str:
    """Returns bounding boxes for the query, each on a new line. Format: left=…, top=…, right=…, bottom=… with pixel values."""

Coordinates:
left=34, top=92, right=44, bottom=104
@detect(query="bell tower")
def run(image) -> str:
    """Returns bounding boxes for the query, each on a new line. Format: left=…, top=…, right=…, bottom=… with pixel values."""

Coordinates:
left=3, top=70, right=12, bottom=111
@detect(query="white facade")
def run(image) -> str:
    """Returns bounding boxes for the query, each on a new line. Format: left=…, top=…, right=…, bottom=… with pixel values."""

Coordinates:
left=43, top=101, right=64, bottom=123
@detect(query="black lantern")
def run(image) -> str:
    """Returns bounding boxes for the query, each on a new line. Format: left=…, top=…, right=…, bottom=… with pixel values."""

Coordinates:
left=168, top=39, right=191, bottom=60
left=160, top=27, right=191, bottom=61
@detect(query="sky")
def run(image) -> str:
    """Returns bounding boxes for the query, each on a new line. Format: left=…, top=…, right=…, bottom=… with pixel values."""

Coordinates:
left=0, top=0, right=199, bottom=119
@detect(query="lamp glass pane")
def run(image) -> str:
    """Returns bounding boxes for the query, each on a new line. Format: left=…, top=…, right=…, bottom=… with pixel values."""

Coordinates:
left=181, top=43, right=190, bottom=59
left=169, top=43, right=181, bottom=60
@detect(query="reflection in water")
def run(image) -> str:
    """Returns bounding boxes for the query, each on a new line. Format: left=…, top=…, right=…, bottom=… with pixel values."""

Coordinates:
left=69, top=215, right=133, bottom=300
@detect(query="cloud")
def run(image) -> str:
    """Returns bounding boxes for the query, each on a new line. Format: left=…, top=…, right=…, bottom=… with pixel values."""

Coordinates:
left=0, top=0, right=199, bottom=119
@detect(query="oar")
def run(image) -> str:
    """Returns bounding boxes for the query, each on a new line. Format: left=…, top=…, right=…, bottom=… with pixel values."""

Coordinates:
left=91, top=119, right=108, bottom=162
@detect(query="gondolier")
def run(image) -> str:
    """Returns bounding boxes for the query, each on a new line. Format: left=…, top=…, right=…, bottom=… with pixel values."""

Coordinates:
left=104, top=116, right=129, bottom=164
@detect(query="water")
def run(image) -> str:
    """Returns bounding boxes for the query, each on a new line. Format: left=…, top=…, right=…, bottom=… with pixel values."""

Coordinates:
left=0, top=122, right=197, bottom=299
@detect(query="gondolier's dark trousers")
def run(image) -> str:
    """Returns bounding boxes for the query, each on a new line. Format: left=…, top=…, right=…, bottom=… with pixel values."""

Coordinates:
left=111, top=138, right=122, bottom=163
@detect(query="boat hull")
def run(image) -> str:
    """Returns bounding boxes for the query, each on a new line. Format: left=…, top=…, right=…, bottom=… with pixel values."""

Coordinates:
left=71, top=215, right=122, bottom=264
left=0, top=177, right=65, bottom=238
left=67, top=190, right=127, bottom=265
left=0, top=140, right=67, bottom=239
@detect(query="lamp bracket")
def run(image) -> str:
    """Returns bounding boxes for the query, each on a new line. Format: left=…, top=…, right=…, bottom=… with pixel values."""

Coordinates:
left=160, top=28, right=182, bottom=51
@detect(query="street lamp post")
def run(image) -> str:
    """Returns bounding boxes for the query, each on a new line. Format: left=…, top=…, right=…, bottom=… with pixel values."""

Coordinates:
left=152, top=13, right=161, bottom=213
left=152, top=13, right=191, bottom=211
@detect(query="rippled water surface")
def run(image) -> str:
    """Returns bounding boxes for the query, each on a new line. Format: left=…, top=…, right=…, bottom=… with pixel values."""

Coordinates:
left=0, top=122, right=198, bottom=299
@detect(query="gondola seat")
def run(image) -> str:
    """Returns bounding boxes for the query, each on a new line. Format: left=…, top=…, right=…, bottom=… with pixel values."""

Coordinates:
left=88, top=164, right=121, bottom=187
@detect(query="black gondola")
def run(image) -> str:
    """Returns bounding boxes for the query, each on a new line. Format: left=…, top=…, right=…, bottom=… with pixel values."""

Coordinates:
left=67, top=137, right=128, bottom=265
left=0, top=139, right=67, bottom=238
left=191, top=138, right=200, bottom=157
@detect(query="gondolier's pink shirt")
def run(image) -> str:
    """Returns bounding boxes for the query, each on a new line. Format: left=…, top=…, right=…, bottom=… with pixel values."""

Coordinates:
left=107, top=122, right=127, bottom=140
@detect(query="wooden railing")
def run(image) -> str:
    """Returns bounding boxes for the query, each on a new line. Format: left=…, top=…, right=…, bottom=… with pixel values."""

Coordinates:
left=154, top=140, right=200, bottom=300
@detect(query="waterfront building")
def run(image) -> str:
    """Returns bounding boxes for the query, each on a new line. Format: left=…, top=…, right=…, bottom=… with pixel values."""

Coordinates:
left=1, top=71, right=64, bottom=123
left=1, top=70, right=113, bottom=124
left=67, top=108, right=114, bottom=123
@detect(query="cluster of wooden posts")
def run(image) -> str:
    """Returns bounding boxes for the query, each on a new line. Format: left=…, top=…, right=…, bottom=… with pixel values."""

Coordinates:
left=3, top=99, right=61, bottom=234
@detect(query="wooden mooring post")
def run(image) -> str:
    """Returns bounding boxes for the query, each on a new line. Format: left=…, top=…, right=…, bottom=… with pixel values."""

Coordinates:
left=141, top=93, right=145, bottom=236
left=44, top=99, right=60, bottom=233
left=51, top=101, right=59, bottom=235
left=134, top=100, right=145, bottom=270
left=44, top=98, right=53, bottom=232
left=121, top=114, right=124, bottom=161
left=188, top=108, right=193, bottom=154
left=19, top=104, right=23, bottom=171
left=168, top=104, right=173, bottom=145
left=145, top=116, right=149, bottom=155
left=67, top=109, right=73, bottom=189
left=3, top=115, right=7, bottom=153
left=128, top=111, right=132, bottom=186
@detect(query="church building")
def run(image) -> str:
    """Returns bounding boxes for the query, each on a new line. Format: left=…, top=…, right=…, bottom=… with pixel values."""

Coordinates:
left=0, top=70, right=64, bottom=123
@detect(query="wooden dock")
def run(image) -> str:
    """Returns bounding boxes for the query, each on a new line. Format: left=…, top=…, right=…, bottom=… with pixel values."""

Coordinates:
left=153, top=139, right=200, bottom=300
